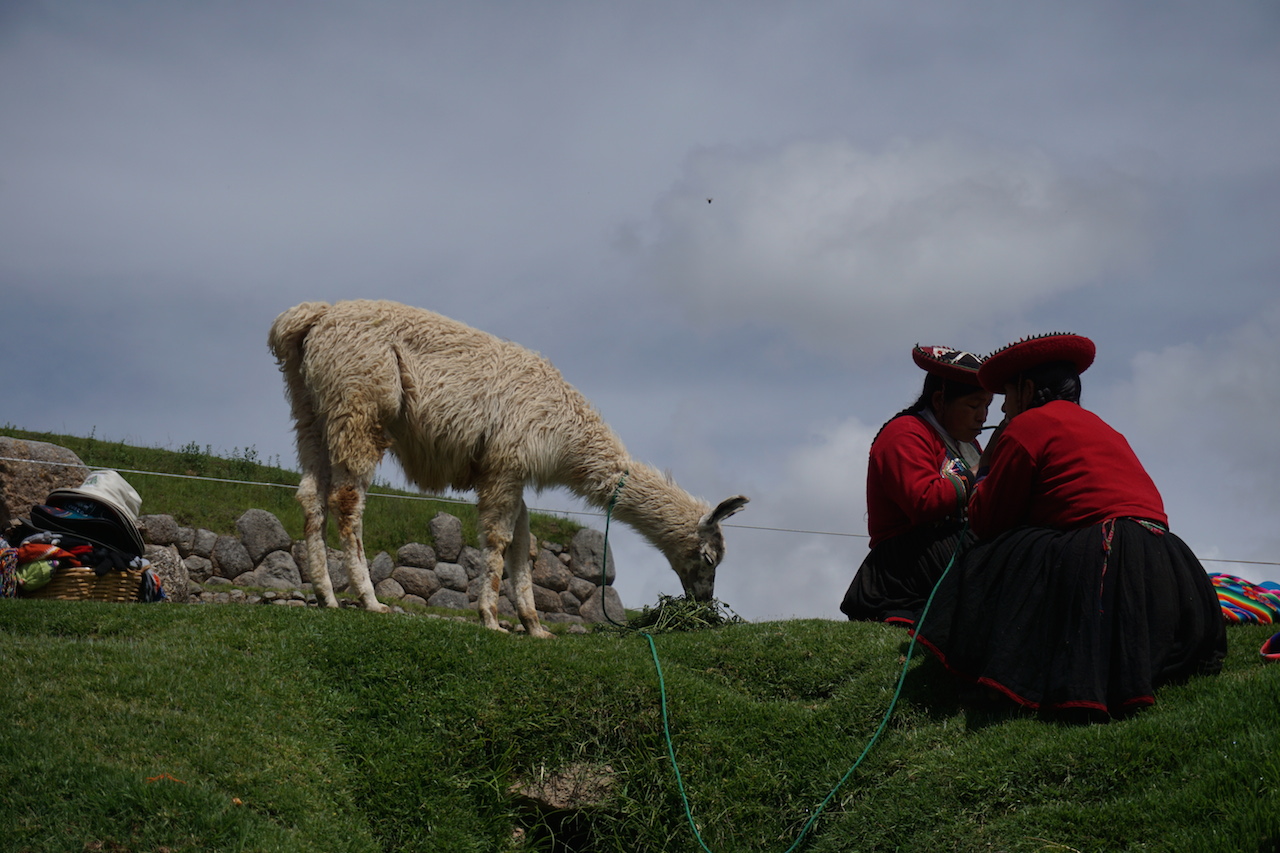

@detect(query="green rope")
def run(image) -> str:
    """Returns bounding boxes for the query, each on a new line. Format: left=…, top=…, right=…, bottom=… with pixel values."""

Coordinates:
left=602, top=471, right=966, bottom=851
left=776, top=538, right=960, bottom=852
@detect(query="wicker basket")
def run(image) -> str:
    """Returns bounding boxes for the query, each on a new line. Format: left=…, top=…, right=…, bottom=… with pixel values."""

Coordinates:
left=24, top=566, right=143, bottom=603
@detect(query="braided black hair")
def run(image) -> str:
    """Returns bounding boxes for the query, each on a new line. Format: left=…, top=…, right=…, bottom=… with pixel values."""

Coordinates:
left=1019, top=360, right=1082, bottom=408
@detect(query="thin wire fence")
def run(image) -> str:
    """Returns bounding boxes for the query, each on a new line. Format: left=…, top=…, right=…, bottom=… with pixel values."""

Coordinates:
left=2, top=454, right=1276, bottom=569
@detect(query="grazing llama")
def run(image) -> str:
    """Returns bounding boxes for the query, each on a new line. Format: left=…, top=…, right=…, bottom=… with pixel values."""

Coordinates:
left=268, top=299, right=749, bottom=638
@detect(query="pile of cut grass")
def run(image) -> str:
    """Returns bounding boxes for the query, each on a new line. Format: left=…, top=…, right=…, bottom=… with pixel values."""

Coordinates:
left=607, top=593, right=745, bottom=633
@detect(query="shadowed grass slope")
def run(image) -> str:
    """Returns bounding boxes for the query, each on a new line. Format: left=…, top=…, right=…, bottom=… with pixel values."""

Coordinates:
left=0, top=600, right=1275, bottom=852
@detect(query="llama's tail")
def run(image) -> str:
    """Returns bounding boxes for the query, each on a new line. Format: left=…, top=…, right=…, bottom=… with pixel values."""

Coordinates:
left=268, top=301, right=331, bottom=375
left=268, top=302, right=334, bottom=473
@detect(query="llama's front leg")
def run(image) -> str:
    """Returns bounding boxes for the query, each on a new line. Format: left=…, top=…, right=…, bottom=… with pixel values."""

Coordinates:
left=507, top=501, right=551, bottom=638
left=330, top=473, right=388, bottom=613
left=297, top=472, right=339, bottom=608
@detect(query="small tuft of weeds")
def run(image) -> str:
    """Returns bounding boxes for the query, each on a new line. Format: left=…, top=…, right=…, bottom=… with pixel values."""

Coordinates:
left=609, top=594, right=744, bottom=633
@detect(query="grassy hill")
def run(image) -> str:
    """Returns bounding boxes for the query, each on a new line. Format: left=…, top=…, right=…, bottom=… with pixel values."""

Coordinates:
left=0, top=603, right=1274, bottom=852
left=1, top=427, right=1277, bottom=851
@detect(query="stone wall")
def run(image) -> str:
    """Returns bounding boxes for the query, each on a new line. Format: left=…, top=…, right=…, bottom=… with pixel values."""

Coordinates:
left=138, top=507, right=626, bottom=626
left=2, top=437, right=626, bottom=626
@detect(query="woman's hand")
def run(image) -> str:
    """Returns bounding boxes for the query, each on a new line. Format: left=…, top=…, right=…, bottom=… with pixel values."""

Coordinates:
left=941, top=457, right=976, bottom=502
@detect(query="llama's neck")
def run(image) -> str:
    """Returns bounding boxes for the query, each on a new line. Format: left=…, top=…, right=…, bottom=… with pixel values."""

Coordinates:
left=584, top=461, right=709, bottom=561
left=558, top=417, right=709, bottom=561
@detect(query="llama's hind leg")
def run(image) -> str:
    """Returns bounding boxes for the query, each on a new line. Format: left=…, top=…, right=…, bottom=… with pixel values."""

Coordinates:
left=330, top=464, right=389, bottom=613
left=297, top=470, right=339, bottom=608
left=506, top=500, right=551, bottom=638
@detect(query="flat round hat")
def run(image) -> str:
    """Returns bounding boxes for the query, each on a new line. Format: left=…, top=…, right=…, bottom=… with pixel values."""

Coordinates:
left=978, top=333, right=1096, bottom=393
left=40, top=470, right=146, bottom=557
left=911, top=345, right=984, bottom=387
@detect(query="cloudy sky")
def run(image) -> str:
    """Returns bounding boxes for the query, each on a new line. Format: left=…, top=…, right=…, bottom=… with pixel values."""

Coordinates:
left=3, top=1, right=1278, bottom=620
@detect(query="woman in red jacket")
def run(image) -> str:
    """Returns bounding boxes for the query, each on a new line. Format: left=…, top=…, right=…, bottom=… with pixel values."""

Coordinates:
left=915, top=333, right=1226, bottom=719
left=840, top=345, right=993, bottom=625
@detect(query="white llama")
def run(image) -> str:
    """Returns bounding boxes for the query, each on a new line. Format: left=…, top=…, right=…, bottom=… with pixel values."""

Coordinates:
left=268, top=299, right=749, bottom=638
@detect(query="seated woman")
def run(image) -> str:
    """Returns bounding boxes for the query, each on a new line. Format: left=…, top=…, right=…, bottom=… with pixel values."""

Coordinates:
left=915, top=333, right=1227, bottom=718
left=840, top=345, right=993, bottom=626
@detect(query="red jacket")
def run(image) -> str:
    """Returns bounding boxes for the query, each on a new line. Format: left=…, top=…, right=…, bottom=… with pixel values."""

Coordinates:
left=969, top=401, right=1167, bottom=540
left=866, top=415, right=976, bottom=548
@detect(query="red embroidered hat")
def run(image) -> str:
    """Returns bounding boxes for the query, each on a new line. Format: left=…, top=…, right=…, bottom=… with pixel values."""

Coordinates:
left=978, top=333, right=1096, bottom=393
left=911, top=345, right=984, bottom=387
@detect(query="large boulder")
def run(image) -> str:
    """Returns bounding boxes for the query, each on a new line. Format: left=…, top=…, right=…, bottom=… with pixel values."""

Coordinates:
left=578, top=586, right=625, bottom=624
left=211, top=535, right=253, bottom=578
left=392, top=566, right=441, bottom=600
left=374, top=577, right=405, bottom=600
left=460, top=545, right=486, bottom=580
left=145, top=543, right=189, bottom=603
left=138, top=514, right=182, bottom=547
left=257, top=550, right=303, bottom=590
left=183, top=555, right=214, bottom=584
left=174, top=526, right=195, bottom=557
left=0, top=438, right=89, bottom=525
left=533, top=584, right=564, bottom=613
left=429, top=512, right=464, bottom=562
left=236, top=509, right=292, bottom=563
left=434, top=562, right=468, bottom=593
left=568, top=576, right=598, bottom=603
left=532, top=549, right=573, bottom=592
left=396, top=542, right=436, bottom=570
left=428, top=588, right=470, bottom=611
left=570, top=528, right=616, bottom=586
left=189, top=528, right=218, bottom=559
left=369, top=551, right=394, bottom=585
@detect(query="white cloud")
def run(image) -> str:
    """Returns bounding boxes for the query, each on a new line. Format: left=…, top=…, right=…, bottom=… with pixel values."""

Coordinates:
left=1103, top=300, right=1280, bottom=581
left=637, top=137, right=1151, bottom=355
left=1110, top=300, right=1279, bottom=492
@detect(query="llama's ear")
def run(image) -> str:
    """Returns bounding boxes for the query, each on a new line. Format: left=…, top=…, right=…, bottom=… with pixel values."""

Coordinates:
left=699, top=495, right=749, bottom=531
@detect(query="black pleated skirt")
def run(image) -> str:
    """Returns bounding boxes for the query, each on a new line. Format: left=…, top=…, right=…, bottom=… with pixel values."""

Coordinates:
left=840, top=520, right=973, bottom=627
left=914, top=518, right=1227, bottom=717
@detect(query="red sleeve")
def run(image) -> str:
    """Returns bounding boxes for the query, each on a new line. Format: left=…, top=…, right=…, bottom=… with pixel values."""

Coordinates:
left=967, top=431, right=1036, bottom=539
left=871, top=417, right=964, bottom=527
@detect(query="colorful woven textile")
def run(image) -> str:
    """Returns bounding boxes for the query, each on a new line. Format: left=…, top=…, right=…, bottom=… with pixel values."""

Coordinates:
left=1210, top=573, right=1280, bottom=624
left=16, top=542, right=84, bottom=568
left=1, top=547, right=16, bottom=598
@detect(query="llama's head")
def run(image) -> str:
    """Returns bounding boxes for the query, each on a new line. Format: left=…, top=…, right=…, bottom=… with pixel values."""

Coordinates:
left=670, top=495, right=750, bottom=600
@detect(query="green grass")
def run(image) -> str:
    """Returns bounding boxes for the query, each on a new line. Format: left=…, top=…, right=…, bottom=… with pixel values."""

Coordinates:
left=2, top=427, right=1277, bottom=850
left=0, top=601, right=1274, bottom=852
left=0, top=426, right=583, bottom=557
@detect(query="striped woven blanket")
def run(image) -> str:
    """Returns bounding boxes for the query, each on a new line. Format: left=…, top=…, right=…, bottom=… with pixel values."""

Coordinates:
left=1210, top=573, right=1280, bottom=624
